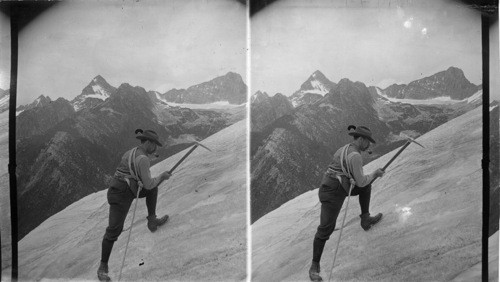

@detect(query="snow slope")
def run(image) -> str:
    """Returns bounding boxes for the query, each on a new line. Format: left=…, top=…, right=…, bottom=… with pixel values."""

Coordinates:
left=18, top=119, right=247, bottom=281
left=252, top=106, right=493, bottom=281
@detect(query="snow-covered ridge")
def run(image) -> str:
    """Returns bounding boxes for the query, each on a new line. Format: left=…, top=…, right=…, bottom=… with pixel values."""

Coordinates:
left=376, top=88, right=482, bottom=105
left=90, top=84, right=111, bottom=100
left=167, top=101, right=245, bottom=109
left=308, top=79, right=330, bottom=94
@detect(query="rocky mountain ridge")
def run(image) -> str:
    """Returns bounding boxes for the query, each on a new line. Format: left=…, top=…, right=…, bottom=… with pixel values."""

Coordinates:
left=16, top=95, right=52, bottom=114
left=379, top=66, right=481, bottom=100
left=251, top=91, right=293, bottom=132
left=162, top=72, right=247, bottom=104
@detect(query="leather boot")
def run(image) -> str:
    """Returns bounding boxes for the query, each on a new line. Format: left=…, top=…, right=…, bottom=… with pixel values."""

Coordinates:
left=360, top=212, right=383, bottom=231
left=147, top=214, right=169, bottom=232
left=97, top=261, right=111, bottom=281
left=309, top=261, right=323, bottom=281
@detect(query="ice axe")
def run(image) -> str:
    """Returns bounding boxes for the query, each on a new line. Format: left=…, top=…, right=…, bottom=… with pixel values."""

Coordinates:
left=370, top=134, right=425, bottom=184
left=168, top=141, right=212, bottom=174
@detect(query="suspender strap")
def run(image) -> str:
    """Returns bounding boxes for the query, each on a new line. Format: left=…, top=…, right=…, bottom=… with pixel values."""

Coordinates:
left=126, top=147, right=144, bottom=190
left=339, top=144, right=356, bottom=186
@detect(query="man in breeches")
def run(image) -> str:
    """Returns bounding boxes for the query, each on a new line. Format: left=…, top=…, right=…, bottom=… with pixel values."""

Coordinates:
left=98, top=130, right=172, bottom=281
left=309, top=126, right=385, bottom=281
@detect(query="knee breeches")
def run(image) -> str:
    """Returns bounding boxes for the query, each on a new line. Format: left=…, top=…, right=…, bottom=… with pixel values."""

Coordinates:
left=314, top=180, right=372, bottom=241
left=103, top=179, right=158, bottom=241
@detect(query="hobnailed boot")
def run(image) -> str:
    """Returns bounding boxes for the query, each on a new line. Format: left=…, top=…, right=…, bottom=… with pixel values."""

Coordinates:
left=97, top=261, right=111, bottom=281
left=147, top=214, right=169, bottom=232
left=309, top=261, right=323, bottom=281
left=360, top=212, right=383, bottom=231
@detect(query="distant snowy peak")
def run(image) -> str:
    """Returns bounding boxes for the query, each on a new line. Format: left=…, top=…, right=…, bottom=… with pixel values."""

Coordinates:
left=298, top=70, right=335, bottom=94
left=71, top=75, right=117, bottom=111
left=251, top=91, right=270, bottom=104
left=289, top=70, right=336, bottom=107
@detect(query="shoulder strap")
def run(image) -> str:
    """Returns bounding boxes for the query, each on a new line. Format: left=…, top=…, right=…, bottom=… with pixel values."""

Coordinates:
left=128, top=147, right=144, bottom=187
left=340, top=144, right=355, bottom=185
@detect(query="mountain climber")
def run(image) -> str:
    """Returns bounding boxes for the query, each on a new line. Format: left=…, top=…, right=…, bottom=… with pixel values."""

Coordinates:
left=309, top=126, right=385, bottom=281
left=97, top=129, right=172, bottom=281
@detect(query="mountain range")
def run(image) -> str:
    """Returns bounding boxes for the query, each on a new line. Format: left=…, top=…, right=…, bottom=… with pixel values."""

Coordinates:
left=250, top=67, right=482, bottom=223
left=16, top=73, right=246, bottom=240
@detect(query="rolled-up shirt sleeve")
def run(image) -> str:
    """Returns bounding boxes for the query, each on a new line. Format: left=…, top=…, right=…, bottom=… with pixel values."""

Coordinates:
left=348, top=153, right=373, bottom=187
left=136, top=156, right=162, bottom=190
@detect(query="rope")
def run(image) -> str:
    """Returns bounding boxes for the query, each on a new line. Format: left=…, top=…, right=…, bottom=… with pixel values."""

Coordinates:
left=328, top=181, right=354, bottom=282
left=118, top=185, right=142, bottom=281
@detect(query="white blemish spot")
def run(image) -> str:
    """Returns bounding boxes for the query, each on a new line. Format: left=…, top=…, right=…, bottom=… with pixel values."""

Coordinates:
left=396, top=205, right=412, bottom=223
left=404, top=19, right=412, bottom=29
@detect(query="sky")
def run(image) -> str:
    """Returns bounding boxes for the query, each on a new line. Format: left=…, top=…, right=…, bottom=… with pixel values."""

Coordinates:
left=1, top=0, right=499, bottom=105
left=251, top=0, right=495, bottom=99
left=0, top=12, right=10, bottom=91
left=14, top=0, right=246, bottom=106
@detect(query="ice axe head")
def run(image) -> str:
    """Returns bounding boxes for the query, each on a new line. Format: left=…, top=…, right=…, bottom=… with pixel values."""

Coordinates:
left=400, top=133, right=425, bottom=148
left=194, top=141, right=212, bottom=152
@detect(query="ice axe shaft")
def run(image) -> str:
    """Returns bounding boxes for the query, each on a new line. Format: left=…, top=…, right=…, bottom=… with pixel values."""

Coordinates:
left=168, top=142, right=212, bottom=174
left=370, top=137, right=424, bottom=184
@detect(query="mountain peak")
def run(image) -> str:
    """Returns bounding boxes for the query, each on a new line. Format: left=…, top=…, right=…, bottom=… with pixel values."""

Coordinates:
left=446, top=66, right=462, bottom=73
left=311, top=70, right=326, bottom=79
left=251, top=91, right=269, bottom=104
left=92, top=75, right=107, bottom=84
left=71, top=75, right=117, bottom=111
left=337, top=78, right=354, bottom=85
left=225, top=71, right=240, bottom=77
left=443, top=66, right=467, bottom=81
left=36, top=95, right=52, bottom=104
